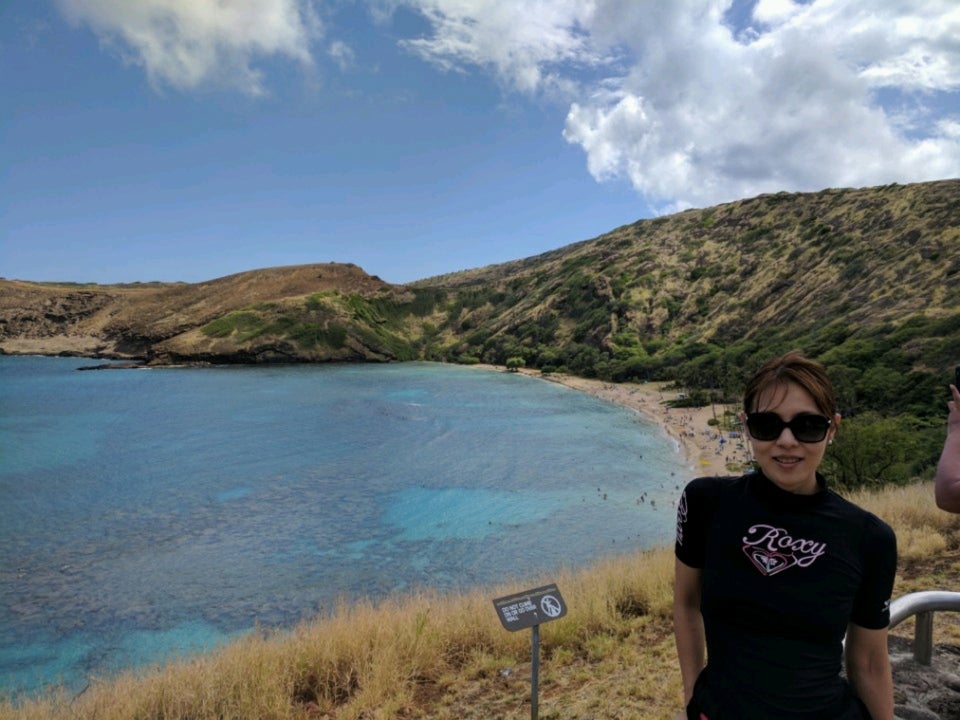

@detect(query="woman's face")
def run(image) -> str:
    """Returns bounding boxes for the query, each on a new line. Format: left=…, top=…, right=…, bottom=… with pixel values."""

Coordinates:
left=741, top=380, right=839, bottom=495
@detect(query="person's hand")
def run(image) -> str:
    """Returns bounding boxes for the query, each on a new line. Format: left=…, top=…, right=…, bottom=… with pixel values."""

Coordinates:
left=948, top=384, right=960, bottom=431
left=674, top=712, right=688, bottom=720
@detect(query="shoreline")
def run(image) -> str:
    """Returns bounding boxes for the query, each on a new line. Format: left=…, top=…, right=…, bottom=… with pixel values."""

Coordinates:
left=491, top=366, right=752, bottom=478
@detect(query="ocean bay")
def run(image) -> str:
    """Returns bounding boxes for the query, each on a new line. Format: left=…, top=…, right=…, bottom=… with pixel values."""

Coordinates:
left=0, top=357, right=683, bottom=696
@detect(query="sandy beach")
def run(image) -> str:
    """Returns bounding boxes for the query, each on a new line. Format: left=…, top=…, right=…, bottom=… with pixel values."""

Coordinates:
left=507, top=367, right=753, bottom=478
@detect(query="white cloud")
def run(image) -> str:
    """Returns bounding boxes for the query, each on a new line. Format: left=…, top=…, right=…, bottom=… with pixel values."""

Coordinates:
left=327, top=39, right=356, bottom=71
left=753, top=0, right=804, bottom=27
left=393, top=0, right=606, bottom=96
left=940, top=119, right=960, bottom=140
left=396, top=0, right=960, bottom=211
left=56, top=0, right=322, bottom=95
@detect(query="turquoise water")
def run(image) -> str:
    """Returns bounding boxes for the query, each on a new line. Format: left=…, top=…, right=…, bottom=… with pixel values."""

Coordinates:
left=0, top=357, right=684, bottom=697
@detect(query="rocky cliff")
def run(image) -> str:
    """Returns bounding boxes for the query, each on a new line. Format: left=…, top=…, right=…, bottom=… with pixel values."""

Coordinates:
left=0, top=263, right=410, bottom=363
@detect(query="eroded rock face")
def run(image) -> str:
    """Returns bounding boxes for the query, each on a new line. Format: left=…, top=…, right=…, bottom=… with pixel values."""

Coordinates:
left=0, top=289, right=114, bottom=337
left=891, top=637, right=960, bottom=720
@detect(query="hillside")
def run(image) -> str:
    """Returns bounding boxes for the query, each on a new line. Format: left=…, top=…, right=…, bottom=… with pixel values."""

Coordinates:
left=3, top=179, right=959, bottom=419
left=419, top=181, right=960, bottom=392
left=0, top=263, right=411, bottom=362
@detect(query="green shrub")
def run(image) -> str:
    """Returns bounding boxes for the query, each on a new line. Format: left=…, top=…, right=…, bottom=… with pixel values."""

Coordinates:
left=201, top=312, right=266, bottom=340
left=290, top=323, right=348, bottom=350
left=505, top=356, right=526, bottom=372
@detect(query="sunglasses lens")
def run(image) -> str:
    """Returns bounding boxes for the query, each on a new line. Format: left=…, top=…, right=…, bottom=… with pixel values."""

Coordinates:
left=792, top=415, right=831, bottom=443
left=746, top=413, right=782, bottom=441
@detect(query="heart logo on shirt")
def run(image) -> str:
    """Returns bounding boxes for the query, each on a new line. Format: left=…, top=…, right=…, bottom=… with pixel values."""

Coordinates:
left=746, top=549, right=795, bottom=576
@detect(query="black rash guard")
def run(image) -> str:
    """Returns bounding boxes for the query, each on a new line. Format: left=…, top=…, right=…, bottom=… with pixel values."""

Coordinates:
left=675, top=472, right=897, bottom=720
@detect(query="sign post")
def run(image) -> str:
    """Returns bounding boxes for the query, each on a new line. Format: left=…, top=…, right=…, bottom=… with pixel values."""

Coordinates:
left=492, top=583, right=567, bottom=720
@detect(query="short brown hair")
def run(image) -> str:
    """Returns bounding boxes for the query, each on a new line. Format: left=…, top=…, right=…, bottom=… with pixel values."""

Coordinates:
left=743, top=350, right=837, bottom=417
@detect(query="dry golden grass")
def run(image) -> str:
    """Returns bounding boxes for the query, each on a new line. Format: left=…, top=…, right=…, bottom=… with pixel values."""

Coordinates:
left=2, top=482, right=958, bottom=720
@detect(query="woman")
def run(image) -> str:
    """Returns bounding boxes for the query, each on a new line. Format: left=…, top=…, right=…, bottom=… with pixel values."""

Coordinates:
left=673, top=351, right=897, bottom=719
left=934, top=383, right=960, bottom=513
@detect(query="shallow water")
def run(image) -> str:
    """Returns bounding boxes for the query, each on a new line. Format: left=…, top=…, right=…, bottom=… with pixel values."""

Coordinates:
left=0, top=357, right=684, bottom=696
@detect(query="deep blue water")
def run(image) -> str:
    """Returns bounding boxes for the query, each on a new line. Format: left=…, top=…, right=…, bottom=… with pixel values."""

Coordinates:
left=0, top=357, right=684, bottom=697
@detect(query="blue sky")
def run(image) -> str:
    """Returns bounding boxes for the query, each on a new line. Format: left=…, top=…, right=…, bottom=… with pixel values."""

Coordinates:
left=2, top=1, right=958, bottom=285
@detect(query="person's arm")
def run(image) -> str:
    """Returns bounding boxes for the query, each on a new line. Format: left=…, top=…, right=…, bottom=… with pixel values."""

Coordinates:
left=673, top=558, right=705, bottom=708
left=845, top=623, right=894, bottom=720
left=935, top=384, right=960, bottom=513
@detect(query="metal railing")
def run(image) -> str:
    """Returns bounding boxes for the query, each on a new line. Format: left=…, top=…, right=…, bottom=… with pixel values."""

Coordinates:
left=888, top=590, right=960, bottom=665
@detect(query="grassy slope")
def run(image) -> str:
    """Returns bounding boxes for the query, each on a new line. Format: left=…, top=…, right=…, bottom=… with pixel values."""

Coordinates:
left=2, top=483, right=957, bottom=720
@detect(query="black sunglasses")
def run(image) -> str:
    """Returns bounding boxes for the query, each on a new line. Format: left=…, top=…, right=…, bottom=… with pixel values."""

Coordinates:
left=745, top=412, right=832, bottom=443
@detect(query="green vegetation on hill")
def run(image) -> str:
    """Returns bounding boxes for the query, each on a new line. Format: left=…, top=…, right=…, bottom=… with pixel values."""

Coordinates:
left=419, top=182, right=960, bottom=406
left=196, top=287, right=449, bottom=361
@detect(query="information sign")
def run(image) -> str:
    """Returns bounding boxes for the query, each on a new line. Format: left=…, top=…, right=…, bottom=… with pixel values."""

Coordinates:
left=492, top=583, right=567, bottom=632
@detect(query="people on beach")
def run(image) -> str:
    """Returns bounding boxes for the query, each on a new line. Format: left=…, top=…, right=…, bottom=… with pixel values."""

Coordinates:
left=934, top=383, right=960, bottom=513
left=673, top=351, right=897, bottom=719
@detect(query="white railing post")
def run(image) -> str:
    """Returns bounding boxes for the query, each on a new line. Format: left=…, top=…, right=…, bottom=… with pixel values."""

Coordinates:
left=887, top=591, right=960, bottom=666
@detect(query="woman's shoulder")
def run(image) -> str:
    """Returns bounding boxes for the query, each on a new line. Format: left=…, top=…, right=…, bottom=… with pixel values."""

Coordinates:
left=824, top=490, right=896, bottom=542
